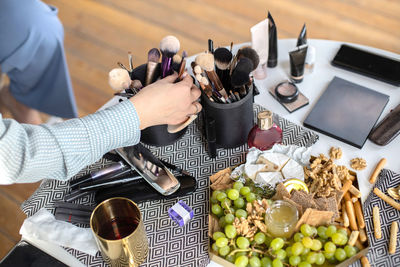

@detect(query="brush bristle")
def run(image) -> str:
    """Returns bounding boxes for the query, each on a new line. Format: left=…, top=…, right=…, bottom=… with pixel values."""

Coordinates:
left=195, top=52, right=215, bottom=72
left=108, top=68, right=131, bottom=91
left=195, top=73, right=203, bottom=82
left=201, top=76, right=209, bottom=86
left=237, top=47, right=259, bottom=71
left=231, top=57, right=253, bottom=87
left=194, top=65, right=202, bottom=74
left=182, top=50, right=188, bottom=58
left=173, top=54, right=182, bottom=64
left=214, top=47, right=232, bottom=70
left=160, top=35, right=180, bottom=56
left=148, top=48, right=161, bottom=63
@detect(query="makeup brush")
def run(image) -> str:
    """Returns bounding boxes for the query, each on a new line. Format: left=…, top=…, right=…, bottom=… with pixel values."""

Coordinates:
left=128, top=51, right=133, bottom=71
left=214, top=47, right=233, bottom=92
left=132, top=80, right=143, bottom=90
left=208, top=39, right=214, bottom=53
left=145, top=48, right=161, bottom=86
left=117, top=62, right=130, bottom=73
left=195, top=52, right=228, bottom=100
left=231, top=57, right=253, bottom=97
left=108, top=68, right=132, bottom=92
left=172, top=54, right=182, bottom=72
left=177, top=51, right=188, bottom=80
left=237, top=46, right=260, bottom=71
left=160, top=35, right=180, bottom=78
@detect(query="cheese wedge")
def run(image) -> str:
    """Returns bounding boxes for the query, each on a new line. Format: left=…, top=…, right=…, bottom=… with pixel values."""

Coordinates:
left=258, top=152, right=290, bottom=171
left=255, top=171, right=284, bottom=187
left=245, top=164, right=268, bottom=180
left=281, top=159, right=305, bottom=181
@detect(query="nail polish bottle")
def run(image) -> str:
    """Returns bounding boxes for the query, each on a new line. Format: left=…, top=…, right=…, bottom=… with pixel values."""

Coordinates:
left=247, top=110, right=282, bottom=150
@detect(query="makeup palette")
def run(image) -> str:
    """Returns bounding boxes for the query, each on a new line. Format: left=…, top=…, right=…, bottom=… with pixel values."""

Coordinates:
left=269, top=81, right=309, bottom=113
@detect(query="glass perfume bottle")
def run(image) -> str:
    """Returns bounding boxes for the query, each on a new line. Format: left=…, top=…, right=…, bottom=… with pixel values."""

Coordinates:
left=248, top=110, right=283, bottom=150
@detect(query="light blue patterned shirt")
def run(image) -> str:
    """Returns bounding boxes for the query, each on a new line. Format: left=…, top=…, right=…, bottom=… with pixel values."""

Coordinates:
left=0, top=100, right=141, bottom=184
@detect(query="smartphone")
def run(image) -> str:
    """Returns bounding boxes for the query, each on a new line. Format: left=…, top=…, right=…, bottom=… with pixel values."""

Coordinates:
left=331, top=44, right=400, bottom=86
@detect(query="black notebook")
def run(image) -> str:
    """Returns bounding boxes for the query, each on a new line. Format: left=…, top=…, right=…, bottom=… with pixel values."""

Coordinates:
left=304, top=77, right=389, bottom=148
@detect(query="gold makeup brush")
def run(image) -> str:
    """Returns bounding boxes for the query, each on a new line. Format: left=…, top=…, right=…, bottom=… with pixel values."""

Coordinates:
left=108, top=68, right=132, bottom=92
left=160, top=35, right=180, bottom=78
left=195, top=52, right=228, bottom=99
left=145, top=48, right=161, bottom=86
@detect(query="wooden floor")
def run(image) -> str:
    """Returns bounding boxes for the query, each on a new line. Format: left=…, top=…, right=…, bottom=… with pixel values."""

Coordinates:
left=1, top=0, right=399, bottom=260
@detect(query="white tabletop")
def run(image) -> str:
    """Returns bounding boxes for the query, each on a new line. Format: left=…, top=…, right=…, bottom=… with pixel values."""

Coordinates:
left=208, top=38, right=400, bottom=267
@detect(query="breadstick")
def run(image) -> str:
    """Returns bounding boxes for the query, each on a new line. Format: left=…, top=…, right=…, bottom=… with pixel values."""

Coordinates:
left=389, top=221, right=398, bottom=254
left=349, top=185, right=361, bottom=198
left=342, top=202, right=350, bottom=227
left=354, top=200, right=365, bottom=229
left=355, top=239, right=365, bottom=250
left=369, top=158, right=386, bottom=184
left=359, top=228, right=367, bottom=243
left=344, top=192, right=358, bottom=231
left=341, top=179, right=353, bottom=195
left=374, top=188, right=400, bottom=211
left=348, top=230, right=359, bottom=246
left=373, top=206, right=382, bottom=239
left=361, top=256, right=370, bottom=267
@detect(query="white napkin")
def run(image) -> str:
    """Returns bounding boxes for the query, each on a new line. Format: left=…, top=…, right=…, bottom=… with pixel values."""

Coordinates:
left=19, top=208, right=99, bottom=256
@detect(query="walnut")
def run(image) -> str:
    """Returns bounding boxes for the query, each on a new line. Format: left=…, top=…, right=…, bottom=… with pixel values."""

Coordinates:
left=246, top=202, right=253, bottom=215
left=350, top=158, right=367, bottom=170
left=329, top=147, right=343, bottom=160
left=253, top=220, right=267, bottom=233
left=319, top=153, right=329, bottom=162
left=252, top=200, right=266, bottom=215
left=244, top=226, right=258, bottom=238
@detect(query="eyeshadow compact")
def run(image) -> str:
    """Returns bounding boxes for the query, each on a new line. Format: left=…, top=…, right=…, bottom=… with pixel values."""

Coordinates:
left=269, top=81, right=309, bottom=113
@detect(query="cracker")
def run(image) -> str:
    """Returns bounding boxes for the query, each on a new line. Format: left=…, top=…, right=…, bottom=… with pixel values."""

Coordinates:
left=272, top=183, right=291, bottom=201
left=290, top=190, right=317, bottom=210
left=283, top=196, right=303, bottom=217
left=294, top=208, right=334, bottom=232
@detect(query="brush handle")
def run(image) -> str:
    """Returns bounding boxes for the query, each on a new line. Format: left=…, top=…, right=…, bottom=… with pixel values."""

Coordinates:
left=206, top=70, right=228, bottom=99
left=161, top=56, right=173, bottom=78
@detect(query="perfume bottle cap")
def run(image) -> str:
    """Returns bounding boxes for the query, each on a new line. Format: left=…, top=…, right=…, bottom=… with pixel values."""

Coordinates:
left=257, top=110, right=273, bottom=130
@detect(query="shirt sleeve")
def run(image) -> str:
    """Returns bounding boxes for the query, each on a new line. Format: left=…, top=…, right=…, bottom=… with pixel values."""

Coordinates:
left=0, top=99, right=141, bottom=184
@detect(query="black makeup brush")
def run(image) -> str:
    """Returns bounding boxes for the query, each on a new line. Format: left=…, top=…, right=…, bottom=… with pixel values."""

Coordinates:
left=160, top=35, right=180, bottom=78
left=145, top=48, right=161, bottom=86
left=172, top=54, right=182, bottom=72
left=237, top=46, right=260, bottom=71
left=231, top=57, right=253, bottom=97
left=195, top=52, right=229, bottom=100
left=208, top=39, right=214, bottom=53
left=214, top=47, right=233, bottom=92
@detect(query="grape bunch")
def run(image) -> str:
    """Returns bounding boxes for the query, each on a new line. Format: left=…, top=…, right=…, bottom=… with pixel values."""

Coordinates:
left=210, top=181, right=358, bottom=267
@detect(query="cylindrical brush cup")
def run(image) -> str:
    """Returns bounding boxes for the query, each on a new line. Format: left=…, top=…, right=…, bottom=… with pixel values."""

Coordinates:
left=130, top=64, right=187, bottom=146
left=201, top=86, right=254, bottom=149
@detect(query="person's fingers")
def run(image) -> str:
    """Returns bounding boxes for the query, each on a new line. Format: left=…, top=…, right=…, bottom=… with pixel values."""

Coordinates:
left=178, top=72, right=193, bottom=88
left=162, top=73, right=179, bottom=83
left=190, top=85, right=201, bottom=101
left=189, top=101, right=202, bottom=115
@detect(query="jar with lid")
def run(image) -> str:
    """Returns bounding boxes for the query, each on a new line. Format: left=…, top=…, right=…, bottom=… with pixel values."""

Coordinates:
left=265, top=200, right=298, bottom=238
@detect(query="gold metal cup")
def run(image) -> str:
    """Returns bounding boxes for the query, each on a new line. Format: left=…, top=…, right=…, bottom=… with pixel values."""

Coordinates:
left=90, top=197, right=149, bottom=267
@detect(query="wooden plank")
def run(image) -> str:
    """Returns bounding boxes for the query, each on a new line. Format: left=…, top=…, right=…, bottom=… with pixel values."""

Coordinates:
left=0, top=182, right=40, bottom=203
left=0, top=193, right=26, bottom=242
left=0, top=232, right=16, bottom=260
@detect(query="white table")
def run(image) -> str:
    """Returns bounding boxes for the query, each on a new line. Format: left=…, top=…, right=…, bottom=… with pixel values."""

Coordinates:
left=208, top=38, right=400, bottom=267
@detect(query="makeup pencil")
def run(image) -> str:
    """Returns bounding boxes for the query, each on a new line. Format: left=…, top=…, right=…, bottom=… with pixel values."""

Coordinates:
left=160, top=35, right=180, bottom=78
left=145, top=48, right=161, bottom=85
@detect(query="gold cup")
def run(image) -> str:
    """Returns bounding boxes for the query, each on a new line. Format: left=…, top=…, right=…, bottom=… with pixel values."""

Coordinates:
left=90, top=197, right=149, bottom=267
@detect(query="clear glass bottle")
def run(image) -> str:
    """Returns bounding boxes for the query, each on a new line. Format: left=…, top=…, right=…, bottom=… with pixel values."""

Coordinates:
left=247, top=110, right=282, bottom=150
left=265, top=200, right=299, bottom=238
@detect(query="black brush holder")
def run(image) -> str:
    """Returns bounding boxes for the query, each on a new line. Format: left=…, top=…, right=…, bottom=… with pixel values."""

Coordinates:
left=201, top=85, right=254, bottom=150
left=131, top=64, right=187, bottom=146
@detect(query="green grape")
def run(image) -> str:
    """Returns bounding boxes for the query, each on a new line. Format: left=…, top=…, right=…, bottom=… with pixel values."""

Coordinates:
left=236, top=236, right=250, bottom=249
left=233, top=181, right=244, bottom=191
left=275, top=249, right=287, bottom=260
left=225, top=224, right=237, bottom=239
left=300, top=224, right=313, bottom=237
left=270, top=238, right=285, bottom=251
left=235, top=209, right=247, bottom=218
left=246, top=192, right=257, bottom=202
left=251, top=252, right=260, bottom=258
left=332, top=233, right=347, bottom=246
left=249, top=256, right=262, bottom=267
left=234, top=197, right=245, bottom=208
left=227, top=189, right=240, bottom=200
left=325, top=225, right=337, bottom=237
left=324, top=241, right=336, bottom=253
left=254, top=232, right=266, bottom=244
left=240, top=186, right=251, bottom=196
left=211, top=204, right=223, bottom=216
left=301, top=247, right=310, bottom=256
left=301, top=254, right=307, bottom=262
left=326, top=255, right=338, bottom=264
left=235, top=255, right=249, bottom=267
left=219, top=216, right=226, bottom=228
left=216, top=192, right=227, bottom=202
left=334, top=248, right=347, bottom=261
left=211, top=242, right=219, bottom=252
left=298, top=262, right=311, bottom=267
left=289, top=255, right=301, bottom=266
left=211, top=197, right=218, bottom=204
left=212, top=231, right=225, bottom=241
left=225, top=213, right=235, bottom=224
left=337, top=228, right=348, bottom=237
left=235, top=252, right=247, bottom=259
left=317, top=226, right=328, bottom=239
left=286, top=246, right=293, bottom=257
left=261, top=256, right=272, bottom=267
left=311, top=239, right=322, bottom=251
left=264, top=235, right=273, bottom=246
left=215, top=237, right=228, bottom=248
left=292, top=242, right=304, bottom=256
left=226, top=254, right=235, bottom=263
left=344, top=245, right=357, bottom=258
left=219, top=245, right=230, bottom=256
left=294, top=232, right=304, bottom=242
left=211, top=190, right=222, bottom=199
left=272, top=258, right=283, bottom=267
left=310, top=226, right=318, bottom=237
left=315, top=252, right=325, bottom=265
left=221, top=198, right=232, bottom=210
left=323, top=251, right=334, bottom=259
left=302, top=236, right=313, bottom=248
left=306, top=252, right=317, bottom=264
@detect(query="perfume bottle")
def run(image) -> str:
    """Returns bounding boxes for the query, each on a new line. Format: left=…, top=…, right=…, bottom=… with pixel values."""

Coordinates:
left=248, top=110, right=282, bottom=150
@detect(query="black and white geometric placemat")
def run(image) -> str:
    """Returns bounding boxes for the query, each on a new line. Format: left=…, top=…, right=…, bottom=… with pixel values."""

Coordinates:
left=21, top=104, right=319, bottom=267
left=362, top=169, right=400, bottom=267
